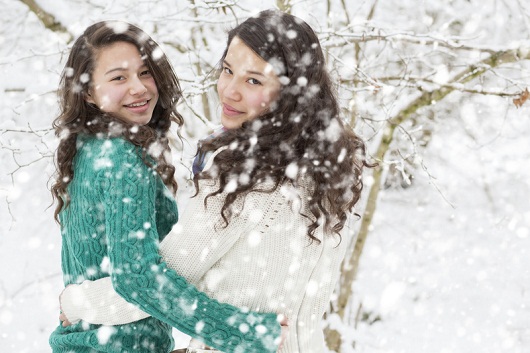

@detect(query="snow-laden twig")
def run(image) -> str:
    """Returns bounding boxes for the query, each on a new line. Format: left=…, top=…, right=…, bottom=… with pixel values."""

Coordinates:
left=320, top=28, right=505, bottom=54
left=0, top=127, right=53, bottom=135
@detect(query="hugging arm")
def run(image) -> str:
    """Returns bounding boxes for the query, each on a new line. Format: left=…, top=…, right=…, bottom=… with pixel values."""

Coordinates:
left=60, top=141, right=280, bottom=353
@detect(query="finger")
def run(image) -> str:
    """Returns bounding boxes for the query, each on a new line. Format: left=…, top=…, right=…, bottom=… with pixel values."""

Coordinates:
left=59, top=312, right=72, bottom=327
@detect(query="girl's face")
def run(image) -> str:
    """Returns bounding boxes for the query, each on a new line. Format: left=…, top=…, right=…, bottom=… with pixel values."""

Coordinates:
left=217, top=36, right=281, bottom=130
left=86, top=41, right=158, bottom=126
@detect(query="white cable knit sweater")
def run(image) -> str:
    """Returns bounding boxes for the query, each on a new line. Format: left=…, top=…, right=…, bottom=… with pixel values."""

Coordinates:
left=60, top=151, right=354, bottom=353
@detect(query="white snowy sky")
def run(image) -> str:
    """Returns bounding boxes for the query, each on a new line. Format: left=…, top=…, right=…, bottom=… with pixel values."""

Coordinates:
left=1, top=0, right=529, bottom=352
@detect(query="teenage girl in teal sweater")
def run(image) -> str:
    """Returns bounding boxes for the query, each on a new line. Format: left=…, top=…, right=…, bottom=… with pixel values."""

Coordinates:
left=48, top=21, right=281, bottom=353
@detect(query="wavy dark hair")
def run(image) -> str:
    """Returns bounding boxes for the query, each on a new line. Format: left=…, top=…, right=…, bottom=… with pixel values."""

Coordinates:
left=51, top=20, right=183, bottom=223
left=195, top=10, right=372, bottom=241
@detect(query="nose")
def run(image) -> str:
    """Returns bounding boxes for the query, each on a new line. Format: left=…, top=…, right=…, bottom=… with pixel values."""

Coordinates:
left=223, top=78, right=242, bottom=101
left=129, top=75, right=148, bottom=95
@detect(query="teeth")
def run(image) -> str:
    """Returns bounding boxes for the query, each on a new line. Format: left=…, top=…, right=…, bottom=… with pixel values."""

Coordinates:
left=127, top=101, right=147, bottom=107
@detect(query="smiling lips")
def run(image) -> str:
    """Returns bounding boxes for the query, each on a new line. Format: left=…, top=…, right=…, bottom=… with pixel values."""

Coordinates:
left=222, top=103, right=243, bottom=117
left=125, top=100, right=150, bottom=113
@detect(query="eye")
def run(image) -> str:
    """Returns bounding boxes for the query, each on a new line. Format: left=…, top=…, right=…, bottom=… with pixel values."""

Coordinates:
left=223, top=67, right=233, bottom=75
left=248, top=78, right=262, bottom=85
left=140, top=69, right=152, bottom=77
left=111, top=76, right=125, bottom=81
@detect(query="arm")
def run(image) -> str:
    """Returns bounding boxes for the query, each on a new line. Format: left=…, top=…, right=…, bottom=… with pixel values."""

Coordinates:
left=60, top=146, right=248, bottom=326
left=60, top=278, right=150, bottom=325
left=70, top=139, right=279, bottom=353
left=59, top=187, right=243, bottom=326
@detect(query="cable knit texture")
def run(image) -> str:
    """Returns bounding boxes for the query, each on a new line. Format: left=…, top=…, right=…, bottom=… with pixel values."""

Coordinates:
left=60, top=147, right=354, bottom=353
left=49, top=136, right=280, bottom=353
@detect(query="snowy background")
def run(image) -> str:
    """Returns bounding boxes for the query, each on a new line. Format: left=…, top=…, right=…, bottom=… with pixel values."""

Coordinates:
left=1, top=0, right=529, bottom=352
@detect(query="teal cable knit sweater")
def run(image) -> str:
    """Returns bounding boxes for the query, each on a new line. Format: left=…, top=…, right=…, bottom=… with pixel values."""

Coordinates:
left=49, top=135, right=280, bottom=353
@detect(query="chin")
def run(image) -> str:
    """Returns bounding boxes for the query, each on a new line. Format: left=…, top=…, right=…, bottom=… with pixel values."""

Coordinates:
left=221, top=117, right=244, bottom=130
left=132, top=114, right=153, bottom=126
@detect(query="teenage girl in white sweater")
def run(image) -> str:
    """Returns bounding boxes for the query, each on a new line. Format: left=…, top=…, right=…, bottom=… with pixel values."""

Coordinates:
left=59, top=9, right=371, bottom=353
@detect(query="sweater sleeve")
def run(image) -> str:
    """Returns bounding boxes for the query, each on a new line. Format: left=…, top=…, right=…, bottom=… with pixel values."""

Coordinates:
left=60, top=183, right=250, bottom=326
left=60, top=277, right=151, bottom=324
left=60, top=180, right=251, bottom=321
left=70, top=139, right=280, bottom=353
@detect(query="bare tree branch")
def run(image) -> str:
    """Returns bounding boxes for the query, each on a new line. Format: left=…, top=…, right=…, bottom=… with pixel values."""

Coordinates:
left=321, top=29, right=500, bottom=54
left=19, top=0, right=72, bottom=41
left=0, top=127, right=53, bottom=134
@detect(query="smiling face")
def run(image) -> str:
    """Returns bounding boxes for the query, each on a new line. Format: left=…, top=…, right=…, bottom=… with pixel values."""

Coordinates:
left=217, top=36, right=281, bottom=130
left=86, top=41, right=158, bottom=126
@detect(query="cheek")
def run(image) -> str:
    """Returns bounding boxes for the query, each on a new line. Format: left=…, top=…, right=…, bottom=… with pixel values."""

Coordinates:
left=146, top=78, right=158, bottom=95
left=248, top=91, right=274, bottom=112
left=216, top=77, right=227, bottom=97
left=93, top=88, right=121, bottom=111
left=100, top=94, right=112, bottom=108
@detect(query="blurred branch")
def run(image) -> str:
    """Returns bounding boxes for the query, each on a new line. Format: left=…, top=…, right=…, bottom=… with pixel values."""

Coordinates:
left=1, top=127, right=53, bottom=134
left=1, top=272, right=63, bottom=303
left=8, top=154, right=52, bottom=181
left=3, top=196, right=16, bottom=230
left=179, top=94, right=213, bottom=127
left=1, top=123, right=55, bottom=186
left=19, top=0, right=72, bottom=42
left=162, top=41, right=188, bottom=54
left=321, top=29, right=507, bottom=54
left=2, top=142, right=53, bottom=184
left=515, top=0, right=530, bottom=35
left=341, top=46, right=530, bottom=98
left=339, top=0, right=352, bottom=24
left=189, top=0, right=213, bottom=123
left=276, top=0, right=293, bottom=13
left=11, top=89, right=57, bottom=115
left=343, top=76, right=526, bottom=98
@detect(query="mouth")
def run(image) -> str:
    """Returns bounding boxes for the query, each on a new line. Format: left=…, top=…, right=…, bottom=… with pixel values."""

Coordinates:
left=125, top=100, right=149, bottom=108
left=222, top=103, right=243, bottom=117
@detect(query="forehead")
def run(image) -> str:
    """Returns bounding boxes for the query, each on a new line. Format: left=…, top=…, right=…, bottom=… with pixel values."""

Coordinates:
left=94, top=41, right=144, bottom=69
left=226, top=37, right=274, bottom=74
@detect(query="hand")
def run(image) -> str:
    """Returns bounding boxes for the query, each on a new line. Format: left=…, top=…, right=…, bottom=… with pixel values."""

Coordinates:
left=276, top=314, right=289, bottom=352
left=59, top=311, right=73, bottom=327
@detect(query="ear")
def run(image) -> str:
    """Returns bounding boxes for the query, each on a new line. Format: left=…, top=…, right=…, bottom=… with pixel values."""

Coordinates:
left=84, top=91, right=95, bottom=104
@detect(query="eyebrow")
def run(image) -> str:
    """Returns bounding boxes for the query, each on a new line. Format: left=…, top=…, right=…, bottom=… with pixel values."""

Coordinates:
left=104, top=64, right=148, bottom=76
left=104, top=67, right=127, bottom=76
left=223, top=60, right=265, bottom=77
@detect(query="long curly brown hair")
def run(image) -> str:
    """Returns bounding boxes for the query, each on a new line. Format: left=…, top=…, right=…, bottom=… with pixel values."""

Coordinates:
left=51, top=21, right=183, bottom=223
left=195, top=10, right=372, bottom=241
